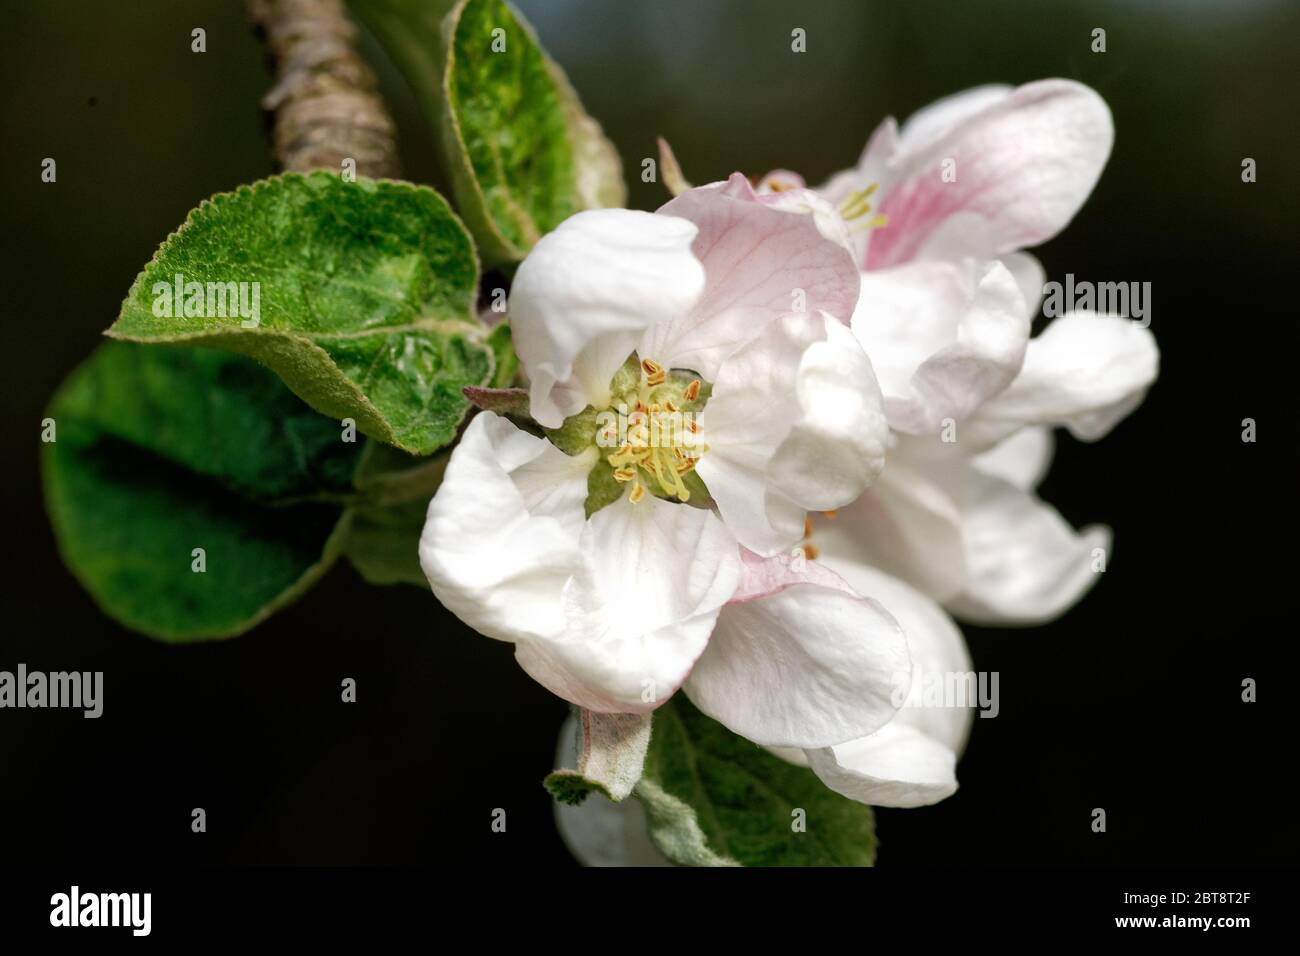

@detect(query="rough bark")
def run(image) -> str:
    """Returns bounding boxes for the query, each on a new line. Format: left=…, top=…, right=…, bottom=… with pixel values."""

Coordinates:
left=248, top=0, right=401, bottom=178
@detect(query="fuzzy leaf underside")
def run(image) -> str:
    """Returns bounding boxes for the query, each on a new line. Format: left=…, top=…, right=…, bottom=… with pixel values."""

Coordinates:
left=545, top=710, right=652, bottom=804
left=637, top=697, right=878, bottom=867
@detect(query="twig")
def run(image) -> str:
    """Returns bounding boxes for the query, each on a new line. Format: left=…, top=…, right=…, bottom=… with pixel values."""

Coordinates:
left=248, top=0, right=401, bottom=177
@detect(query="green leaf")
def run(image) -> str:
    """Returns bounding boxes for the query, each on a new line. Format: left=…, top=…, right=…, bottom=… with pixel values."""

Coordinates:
left=107, top=171, right=495, bottom=456
left=42, top=343, right=365, bottom=642
left=342, top=441, right=449, bottom=588
left=636, top=697, right=878, bottom=867
left=350, top=0, right=626, bottom=267
left=485, top=322, right=519, bottom=388
left=344, top=496, right=430, bottom=587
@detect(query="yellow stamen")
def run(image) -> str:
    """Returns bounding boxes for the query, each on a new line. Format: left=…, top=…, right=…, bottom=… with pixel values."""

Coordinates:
left=613, top=356, right=710, bottom=504
left=839, top=184, right=887, bottom=233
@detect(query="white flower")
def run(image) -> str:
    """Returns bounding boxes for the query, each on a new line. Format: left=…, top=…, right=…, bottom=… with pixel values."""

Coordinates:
left=762, top=79, right=1160, bottom=624
left=420, top=175, right=913, bottom=754
left=727, top=79, right=1159, bottom=809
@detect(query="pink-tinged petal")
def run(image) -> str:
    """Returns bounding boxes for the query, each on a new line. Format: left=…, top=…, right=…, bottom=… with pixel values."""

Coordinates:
left=698, top=311, right=887, bottom=556
left=646, top=173, right=860, bottom=377
left=755, top=186, right=856, bottom=255
left=754, top=169, right=807, bottom=193
left=727, top=545, right=853, bottom=602
left=517, top=494, right=742, bottom=714
left=864, top=79, right=1114, bottom=269
left=944, top=467, right=1111, bottom=625
left=895, top=83, right=1013, bottom=154
left=852, top=259, right=1029, bottom=435
left=965, top=311, right=1159, bottom=448
left=685, top=550, right=910, bottom=749
left=799, top=562, right=972, bottom=808
left=754, top=171, right=856, bottom=254
left=510, top=209, right=705, bottom=428
left=419, top=413, right=595, bottom=644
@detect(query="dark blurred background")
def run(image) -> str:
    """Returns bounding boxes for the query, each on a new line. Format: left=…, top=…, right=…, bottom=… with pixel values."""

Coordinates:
left=1, top=0, right=1295, bottom=867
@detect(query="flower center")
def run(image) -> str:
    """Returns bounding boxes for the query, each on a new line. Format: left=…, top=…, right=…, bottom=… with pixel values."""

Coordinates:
left=599, top=357, right=707, bottom=504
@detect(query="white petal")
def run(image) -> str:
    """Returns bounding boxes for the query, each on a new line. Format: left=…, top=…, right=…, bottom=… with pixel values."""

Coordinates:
left=799, top=562, right=973, bottom=808
left=510, top=209, right=705, bottom=427
left=770, top=318, right=890, bottom=508
left=419, top=413, right=594, bottom=644
left=1001, top=251, right=1046, bottom=317
left=966, top=311, right=1159, bottom=447
left=517, top=494, right=742, bottom=713
left=807, top=725, right=960, bottom=809
left=851, top=261, right=972, bottom=397
left=944, top=467, right=1111, bottom=625
left=970, top=425, right=1054, bottom=491
left=852, top=260, right=1029, bottom=435
left=812, top=454, right=969, bottom=604
left=698, top=311, right=888, bottom=556
left=685, top=551, right=909, bottom=749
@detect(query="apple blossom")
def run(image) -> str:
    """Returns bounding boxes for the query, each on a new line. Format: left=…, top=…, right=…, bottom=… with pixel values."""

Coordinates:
left=419, top=175, right=918, bottom=755
left=759, top=79, right=1159, bottom=624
